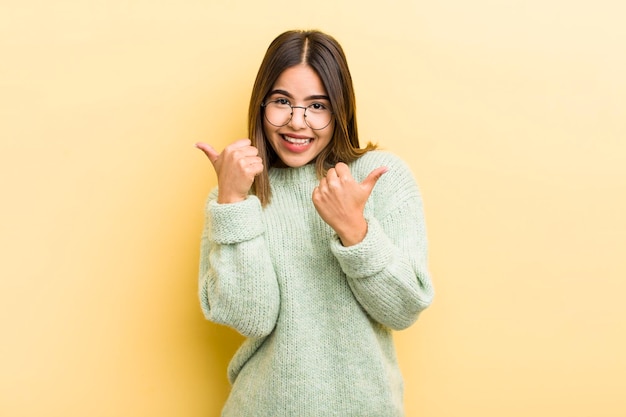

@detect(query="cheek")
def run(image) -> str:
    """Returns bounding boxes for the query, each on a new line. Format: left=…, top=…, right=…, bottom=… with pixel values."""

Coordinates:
left=320, top=126, right=334, bottom=145
left=262, top=121, right=277, bottom=142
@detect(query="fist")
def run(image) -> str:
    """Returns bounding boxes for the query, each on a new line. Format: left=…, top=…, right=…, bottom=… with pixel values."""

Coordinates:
left=196, top=139, right=264, bottom=204
left=312, top=162, right=387, bottom=246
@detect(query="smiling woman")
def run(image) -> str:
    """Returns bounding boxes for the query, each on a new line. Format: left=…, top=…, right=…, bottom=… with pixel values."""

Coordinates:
left=3, top=0, right=625, bottom=416
left=195, top=29, right=434, bottom=417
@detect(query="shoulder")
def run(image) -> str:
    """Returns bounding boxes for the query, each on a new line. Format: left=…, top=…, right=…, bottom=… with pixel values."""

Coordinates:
left=351, top=150, right=423, bottom=213
left=349, top=150, right=415, bottom=183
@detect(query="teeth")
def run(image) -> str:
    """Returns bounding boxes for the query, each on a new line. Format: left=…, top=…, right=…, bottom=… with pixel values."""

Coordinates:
left=284, top=136, right=311, bottom=145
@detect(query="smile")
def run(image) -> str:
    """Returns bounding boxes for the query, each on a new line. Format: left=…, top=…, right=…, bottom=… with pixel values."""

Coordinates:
left=283, top=135, right=312, bottom=145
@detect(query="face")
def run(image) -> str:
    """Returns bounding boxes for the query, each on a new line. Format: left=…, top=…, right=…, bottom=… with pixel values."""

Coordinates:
left=263, top=64, right=334, bottom=168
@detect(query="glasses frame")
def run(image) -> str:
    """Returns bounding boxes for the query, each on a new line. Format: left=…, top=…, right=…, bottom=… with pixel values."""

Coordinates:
left=261, top=100, right=334, bottom=130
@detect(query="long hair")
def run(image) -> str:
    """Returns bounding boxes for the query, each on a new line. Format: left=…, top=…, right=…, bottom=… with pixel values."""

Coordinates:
left=248, top=30, right=376, bottom=206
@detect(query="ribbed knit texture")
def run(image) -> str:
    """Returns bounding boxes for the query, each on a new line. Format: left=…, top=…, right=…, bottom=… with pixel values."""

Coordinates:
left=199, top=150, right=434, bottom=417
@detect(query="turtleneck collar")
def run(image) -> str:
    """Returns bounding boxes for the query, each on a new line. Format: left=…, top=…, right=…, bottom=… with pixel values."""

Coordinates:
left=268, top=163, right=319, bottom=186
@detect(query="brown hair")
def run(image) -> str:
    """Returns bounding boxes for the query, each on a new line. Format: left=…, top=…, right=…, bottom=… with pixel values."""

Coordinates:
left=248, top=30, right=376, bottom=206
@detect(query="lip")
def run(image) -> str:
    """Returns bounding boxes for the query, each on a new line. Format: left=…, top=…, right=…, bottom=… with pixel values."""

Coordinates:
left=280, top=134, right=314, bottom=153
left=280, top=132, right=311, bottom=140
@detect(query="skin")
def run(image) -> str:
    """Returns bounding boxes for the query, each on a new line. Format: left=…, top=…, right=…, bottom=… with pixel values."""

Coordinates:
left=263, top=64, right=334, bottom=169
left=196, top=64, right=387, bottom=246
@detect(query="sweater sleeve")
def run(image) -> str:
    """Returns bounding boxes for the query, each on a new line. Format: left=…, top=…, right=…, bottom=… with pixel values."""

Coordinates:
left=329, top=155, right=434, bottom=330
left=198, top=191, right=280, bottom=338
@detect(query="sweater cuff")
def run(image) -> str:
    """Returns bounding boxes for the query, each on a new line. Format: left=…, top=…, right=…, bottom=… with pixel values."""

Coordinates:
left=330, top=216, right=393, bottom=278
left=207, top=196, right=264, bottom=244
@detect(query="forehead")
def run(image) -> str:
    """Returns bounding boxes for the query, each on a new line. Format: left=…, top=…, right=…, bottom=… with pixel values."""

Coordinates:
left=271, top=64, right=327, bottom=96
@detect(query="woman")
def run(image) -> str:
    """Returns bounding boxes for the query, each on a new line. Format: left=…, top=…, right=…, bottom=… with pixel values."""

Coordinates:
left=196, top=30, right=434, bottom=417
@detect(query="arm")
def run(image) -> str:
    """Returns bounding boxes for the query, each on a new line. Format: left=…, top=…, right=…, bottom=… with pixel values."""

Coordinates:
left=329, top=157, right=434, bottom=330
left=196, top=140, right=279, bottom=337
left=198, top=192, right=280, bottom=338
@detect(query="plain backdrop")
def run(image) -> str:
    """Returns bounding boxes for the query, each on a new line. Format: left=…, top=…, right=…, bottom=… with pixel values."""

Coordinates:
left=1, top=1, right=625, bottom=416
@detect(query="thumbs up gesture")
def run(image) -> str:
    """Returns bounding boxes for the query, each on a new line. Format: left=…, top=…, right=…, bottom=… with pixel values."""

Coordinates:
left=312, top=162, right=388, bottom=246
left=196, top=139, right=264, bottom=204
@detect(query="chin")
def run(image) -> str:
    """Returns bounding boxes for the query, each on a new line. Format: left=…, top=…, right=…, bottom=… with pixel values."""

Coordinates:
left=279, top=156, right=315, bottom=168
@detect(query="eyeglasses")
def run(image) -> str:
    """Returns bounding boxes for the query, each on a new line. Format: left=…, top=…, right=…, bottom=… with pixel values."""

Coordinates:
left=261, top=98, right=333, bottom=130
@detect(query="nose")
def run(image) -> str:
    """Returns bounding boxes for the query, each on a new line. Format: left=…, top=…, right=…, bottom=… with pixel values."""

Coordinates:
left=288, top=106, right=307, bottom=130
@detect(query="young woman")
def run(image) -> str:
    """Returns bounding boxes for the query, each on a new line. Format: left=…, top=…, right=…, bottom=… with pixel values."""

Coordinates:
left=196, top=30, right=434, bottom=417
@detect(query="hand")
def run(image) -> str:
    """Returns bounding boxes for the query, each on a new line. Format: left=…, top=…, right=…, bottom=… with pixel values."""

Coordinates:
left=312, top=162, right=388, bottom=246
left=196, top=139, right=264, bottom=204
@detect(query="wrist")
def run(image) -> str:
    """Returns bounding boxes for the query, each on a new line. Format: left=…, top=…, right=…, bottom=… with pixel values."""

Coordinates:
left=336, top=218, right=367, bottom=247
left=217, top=192, right=247, bottom=204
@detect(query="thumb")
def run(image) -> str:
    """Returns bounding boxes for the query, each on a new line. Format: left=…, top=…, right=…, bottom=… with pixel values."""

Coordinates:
left=360, top=166, right=388, bottom=193
left=195, top=142, right=220, bottom=165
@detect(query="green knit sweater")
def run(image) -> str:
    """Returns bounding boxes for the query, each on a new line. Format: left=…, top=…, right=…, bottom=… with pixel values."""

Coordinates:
left=199, top=150, right=434, bottom=417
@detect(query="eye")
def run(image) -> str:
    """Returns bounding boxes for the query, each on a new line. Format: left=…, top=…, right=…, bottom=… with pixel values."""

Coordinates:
left=309, top=102, right=328, bottom=111
left=274, top=98, right=291, bottom=106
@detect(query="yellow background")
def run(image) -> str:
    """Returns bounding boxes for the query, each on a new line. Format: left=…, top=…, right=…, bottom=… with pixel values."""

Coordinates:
left=1, top=1, right=624, bottom=416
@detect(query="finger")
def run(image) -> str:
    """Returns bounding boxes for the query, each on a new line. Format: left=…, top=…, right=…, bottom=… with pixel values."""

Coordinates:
left=239, top=145, right=260, bottom=157
left=240, top=156, right=264, bottom=173
left=221, top=139, right=253, bottom=156
left=195, top=142, right=220, bottom=164
left=334, top=162, right=353, bottom=181
left=317, top=177, right=328, bottom=193
left=326, top=168, right=341, bottom=186
left=312, top=185, right=321, bottom=205
left=325, top=167, right=342, bottom=189
left=225, top=139, right=258, bottom=158
left=247, top=159, right=265, bottom=176
left=230, top=138, right=252, bottom=148
left=253, top=164, right=264, bottom=176
left=360, top=166, right=389, bottom=192
left=249, top=156, right=263, bottom=165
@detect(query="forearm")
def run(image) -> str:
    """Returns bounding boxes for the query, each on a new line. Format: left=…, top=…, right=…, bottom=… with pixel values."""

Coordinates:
left=331, top=205, right=434, bottom=330
left=198, top=194, right=280, bottom=337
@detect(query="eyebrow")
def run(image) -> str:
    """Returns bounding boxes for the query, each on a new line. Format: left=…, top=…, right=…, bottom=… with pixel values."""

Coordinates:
left=267, top=89, right=330, bottom=101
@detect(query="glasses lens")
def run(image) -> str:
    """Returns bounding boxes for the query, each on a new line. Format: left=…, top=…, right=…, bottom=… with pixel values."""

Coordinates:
left=304, top=104, right=332, bottom=130
left=264, top=101, right=291, bottom=127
